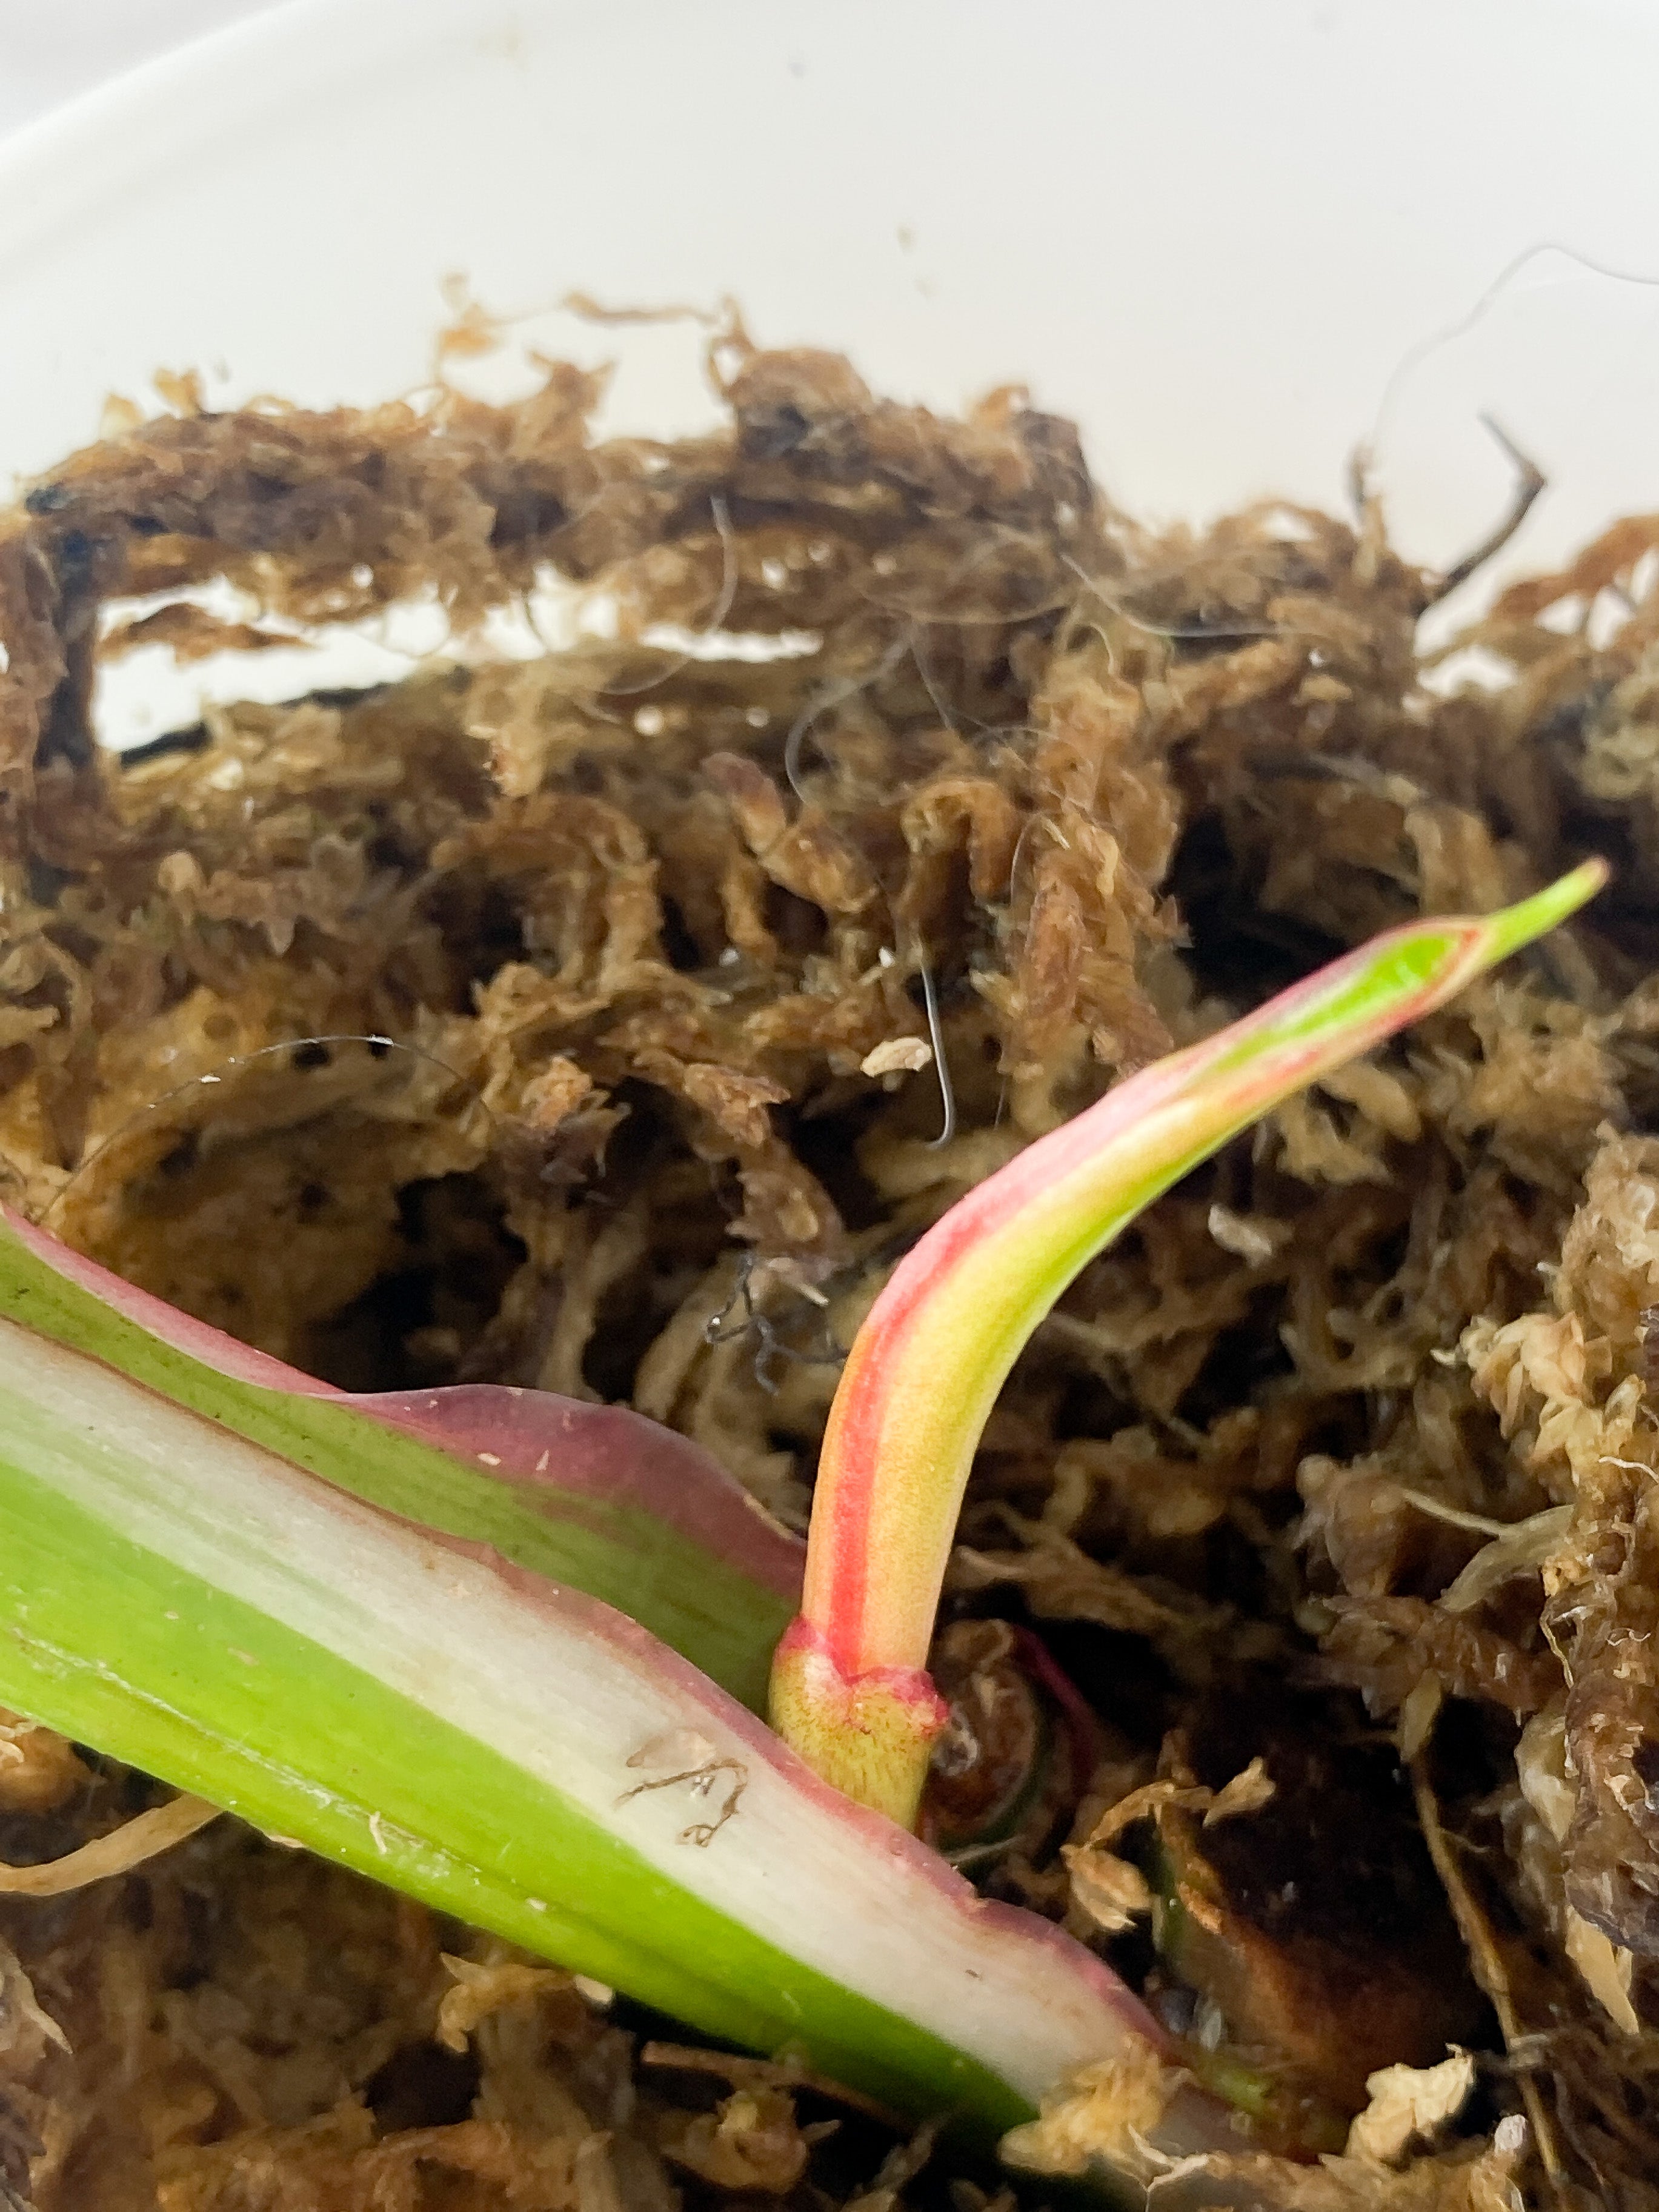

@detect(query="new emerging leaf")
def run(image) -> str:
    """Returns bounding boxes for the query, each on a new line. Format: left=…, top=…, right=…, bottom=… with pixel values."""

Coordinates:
left=771, top=863, right=1607, bottom=1825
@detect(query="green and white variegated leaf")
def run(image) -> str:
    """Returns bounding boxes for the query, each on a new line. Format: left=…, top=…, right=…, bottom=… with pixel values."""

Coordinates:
left=0, top=1206, right=800, bottom=1710
left=0, top=1279, right=1223, bottom=2185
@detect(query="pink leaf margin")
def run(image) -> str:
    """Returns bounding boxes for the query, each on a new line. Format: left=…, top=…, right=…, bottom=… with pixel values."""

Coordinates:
left=1, top=1205, right=803, bottom=1601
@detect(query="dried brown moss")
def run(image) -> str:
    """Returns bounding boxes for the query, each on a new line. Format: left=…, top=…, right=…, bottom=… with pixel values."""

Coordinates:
left=5, top=342, right=1659, bottom=2203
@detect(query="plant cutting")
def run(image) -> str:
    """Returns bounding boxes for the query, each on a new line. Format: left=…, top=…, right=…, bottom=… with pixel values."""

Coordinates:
left=0, top=860, right=1602, bottom=2194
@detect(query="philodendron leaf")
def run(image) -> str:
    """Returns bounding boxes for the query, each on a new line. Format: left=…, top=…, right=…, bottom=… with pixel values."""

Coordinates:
left=0, top=1206, right=799, bottom=1709
left=0, top=1263, right=1228, bottom=2187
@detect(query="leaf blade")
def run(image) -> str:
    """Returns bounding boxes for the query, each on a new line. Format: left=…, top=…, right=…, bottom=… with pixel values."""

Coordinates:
left=0, top=1207, right=798, bottom=1707
left=0, top=1306, right=1178, bottom=2157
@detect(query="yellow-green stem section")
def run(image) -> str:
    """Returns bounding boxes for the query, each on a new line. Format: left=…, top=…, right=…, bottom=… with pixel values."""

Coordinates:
left=770, top=1617, right=946, bottom=1826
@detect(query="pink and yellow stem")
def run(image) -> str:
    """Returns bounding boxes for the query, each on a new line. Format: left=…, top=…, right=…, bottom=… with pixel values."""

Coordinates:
left=770, top=862, right=1608, bottom=1826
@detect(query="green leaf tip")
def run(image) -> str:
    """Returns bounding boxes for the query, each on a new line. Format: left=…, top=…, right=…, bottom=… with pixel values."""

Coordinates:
left=1480, top=855, right=1608, bottom=961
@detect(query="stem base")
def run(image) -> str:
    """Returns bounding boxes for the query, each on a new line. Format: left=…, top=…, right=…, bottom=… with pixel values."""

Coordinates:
left=769, top=1618, right=947, bottom=1830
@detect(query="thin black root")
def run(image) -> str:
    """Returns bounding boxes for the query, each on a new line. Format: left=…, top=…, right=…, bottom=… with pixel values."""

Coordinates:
left=702, top=1249, right=846, bottom=1394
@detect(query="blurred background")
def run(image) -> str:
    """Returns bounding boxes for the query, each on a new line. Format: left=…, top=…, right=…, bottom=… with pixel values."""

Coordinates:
left=0, top=0, right=278, bottom=136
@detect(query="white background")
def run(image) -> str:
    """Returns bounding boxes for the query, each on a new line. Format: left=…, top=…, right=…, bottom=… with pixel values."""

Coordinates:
left=4, top=0, right=1659, bottom=625
left=0, top=1, right=279, bottom=138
